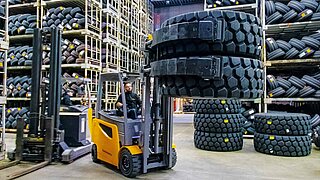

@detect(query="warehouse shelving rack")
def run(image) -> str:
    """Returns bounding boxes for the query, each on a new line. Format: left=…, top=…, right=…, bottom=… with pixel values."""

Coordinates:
left=261, top=0, right=320, bottom=112
left=101, top=0, right=151, bottom=110
left=4, top=0, right=102, bottom=131
left=0, top=0, right=8, bottom=160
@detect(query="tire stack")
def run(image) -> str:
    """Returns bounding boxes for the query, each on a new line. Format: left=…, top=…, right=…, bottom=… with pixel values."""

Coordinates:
left=254, top=113, right=312, bottom=157
left=7, top=76, right=31, bottom=97
left=193, top=99, right=244, bottom=151
left=265, top=0, right=320, bottom=25
left=9, top=14, right=37, bottom=35
left=266, top=34, right=320, bottom=60
left=7, top=46, right=33, bottom=66
left=241, top=107, right=257, bottom=135
left=43, top=7, right=87, bottom=31
left=42, top=38, right=88, bottom=65
left=150, top=10, right=264, bottom=99
left=206, top=0, right=256, bottom=9
left=62, top=72, right=86, bottom=97
left=266, top=74, right=320, bottom=98
left=4, top=107, right=30, bottom=129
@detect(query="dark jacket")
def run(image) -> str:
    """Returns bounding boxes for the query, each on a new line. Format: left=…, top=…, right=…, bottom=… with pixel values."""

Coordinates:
left=116, top=92, right=141, bottom=110
left=62, top=93, right=73, bottom=106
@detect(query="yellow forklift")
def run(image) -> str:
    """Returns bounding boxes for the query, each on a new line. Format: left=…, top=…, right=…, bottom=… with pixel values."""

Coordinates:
left=89, top=70, right=177, bottom=177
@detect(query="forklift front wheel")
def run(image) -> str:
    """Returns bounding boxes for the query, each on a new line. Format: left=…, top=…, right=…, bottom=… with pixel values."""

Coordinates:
left=165, top=148, right=177, bottom=169
left=91, top=144, right=100, bottom=163
left=119, top=149, right=142, bottom=178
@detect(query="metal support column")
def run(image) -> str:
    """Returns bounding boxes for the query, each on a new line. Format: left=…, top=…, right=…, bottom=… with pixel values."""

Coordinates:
left=142, top=74, right=151, bottom=174
left=163, top=96, right=173, bottom=168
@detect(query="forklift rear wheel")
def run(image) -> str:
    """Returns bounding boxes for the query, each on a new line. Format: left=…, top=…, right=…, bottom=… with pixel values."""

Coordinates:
left=91, top=144, right=100, bottom=163
left=119, top=149, right=142, bottom=178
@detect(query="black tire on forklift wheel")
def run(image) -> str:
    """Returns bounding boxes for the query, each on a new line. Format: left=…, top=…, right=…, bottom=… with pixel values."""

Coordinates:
left=165, top=148, right=177, bottom=169
left=119, top=149, right=142, bottom=178
left=91, top=144, right=100, bottom=163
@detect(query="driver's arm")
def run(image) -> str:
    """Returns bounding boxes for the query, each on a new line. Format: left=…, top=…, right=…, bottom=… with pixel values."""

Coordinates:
left=116, top=94, right=123, bottom=108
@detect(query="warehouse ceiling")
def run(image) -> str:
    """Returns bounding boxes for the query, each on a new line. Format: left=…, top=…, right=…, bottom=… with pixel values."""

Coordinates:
left=151, top=0, right=203, bottom=7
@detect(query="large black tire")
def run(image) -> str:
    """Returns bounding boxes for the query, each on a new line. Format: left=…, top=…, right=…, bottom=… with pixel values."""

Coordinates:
left=254, top=133, right=312, bottom=157
left=193, top=99, right=241, bottom=114
left=159, top=57, right=263, bottom=98
left=254, top=113, right=311, bottom=136
left=194, top=114, right=243, bottom=133
left=153, top=10, right=262, bottom=60
left=194, top=130, right=243, bottom=151
left=119, top=149, right=142, bottom=178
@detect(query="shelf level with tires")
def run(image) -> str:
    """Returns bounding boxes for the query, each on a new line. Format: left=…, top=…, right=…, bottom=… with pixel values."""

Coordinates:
left=262, top=0, right=320, bottom=112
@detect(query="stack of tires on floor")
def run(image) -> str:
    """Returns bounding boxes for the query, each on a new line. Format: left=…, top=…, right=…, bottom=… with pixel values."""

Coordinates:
left=254, top=113, right=312, bottom=156
left=150, top=10, right=263, bottom=152
left=193, top=99, right=244, bottom=151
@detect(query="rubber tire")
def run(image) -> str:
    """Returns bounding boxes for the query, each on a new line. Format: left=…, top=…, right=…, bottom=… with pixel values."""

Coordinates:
left=254, top=113, right=311, bottom=136
left=266, top=11, right=282, bottom=25
left=193, top=99, right=241, bottom=114
left=285, top=86, right=299, bottom=97
left=289, top=38, right=306, bottom=51
left=276, top=40, right=292, bottom=52
left=155, top=10, right=262, bottom=60
left=254, top=133, right=312, bottom=157
left=288, top=1, right=306, bottom=13
left=301, top=36, right=320, bottom=50
left=310, top=114, right=320, bottom=129
left=91, top=144, right=100, bottom=163
left=299, top=86, right=316, bottom=97
left=301, top=0, right=318, bottom=12
left=119, top=149, right=142, bottom=178
left=282, top=9, right=298, bottom=23
left=301, top=75, right=320, bottom=89
left=288, top=76, right=306, bottom=89
left=268, top=87, right=286, bottom=98
left=267, top=48, right=285, bottom=60
left=160, top=57, right=264, bottom=98
left=194, top=130, right=243, bottom=151
left=275, top=2, right=291, bottom=15
left=194, top=113, right=243, bottom=133
left=284, top=47, right=299, bottom=59
left=277, top=77, right=291, bottom=90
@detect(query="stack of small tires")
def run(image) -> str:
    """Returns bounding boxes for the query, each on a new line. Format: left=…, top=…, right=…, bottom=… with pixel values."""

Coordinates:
left=241, top=107, right=257, bottom=135
left=193, top=99, right=244, bottom=151
left=254, top=113, right=312, bottom=156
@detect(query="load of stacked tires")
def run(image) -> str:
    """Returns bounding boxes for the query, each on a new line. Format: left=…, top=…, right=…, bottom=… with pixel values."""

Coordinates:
left=267, top=73, right=320, bottom=98
left=254, top=113, right=312, bottom=156
left=7, top=76, right=31, bottom=97
left=266, top=32, right=320, bottom=60
left=266, top=0, right=320, bottom=25
left=149, top=10, right=263, bottom=151
left=9, top=14, right=37, bottom=35
left=193, top=99, right=244, bottom=151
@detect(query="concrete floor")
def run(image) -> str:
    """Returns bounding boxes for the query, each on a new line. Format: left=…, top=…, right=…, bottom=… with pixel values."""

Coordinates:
left=1, top=114, right=320, bottom=180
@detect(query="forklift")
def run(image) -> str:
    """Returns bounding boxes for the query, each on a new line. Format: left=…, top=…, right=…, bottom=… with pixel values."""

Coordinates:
left=8, top=27, right=92, bottom=163
left=89, top=40, right=177, bottom=178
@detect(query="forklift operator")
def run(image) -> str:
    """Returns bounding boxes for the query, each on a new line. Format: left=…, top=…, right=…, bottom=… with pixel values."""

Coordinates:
left=115, top=82, right=142, bottom=118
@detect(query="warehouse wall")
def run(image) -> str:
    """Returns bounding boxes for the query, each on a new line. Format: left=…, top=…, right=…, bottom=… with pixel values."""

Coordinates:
left=153, top=3, right=204, bottom=30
